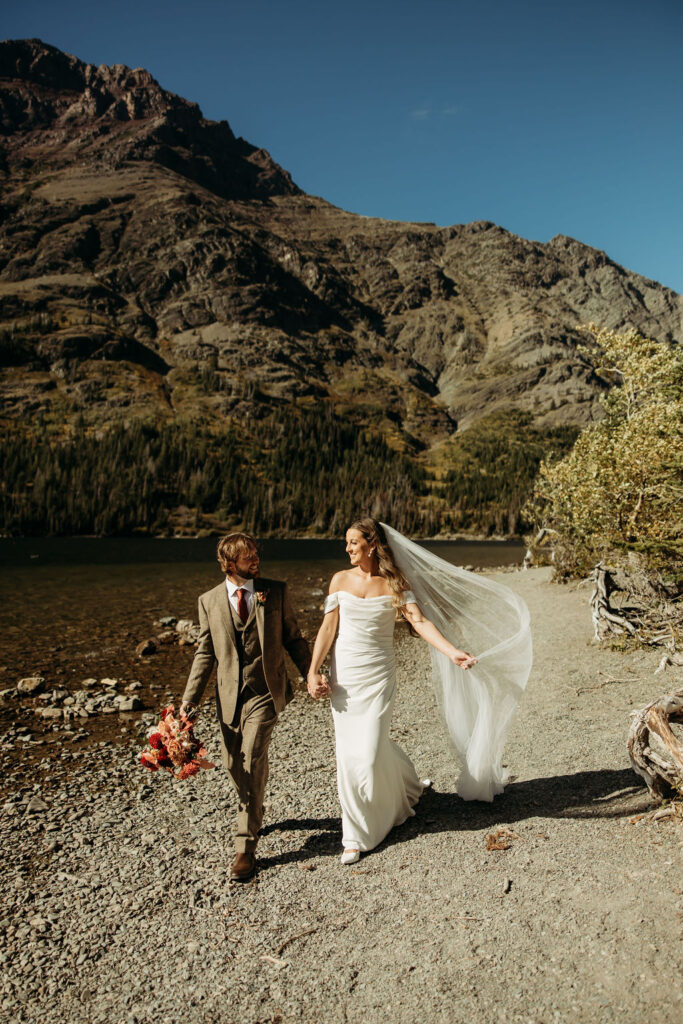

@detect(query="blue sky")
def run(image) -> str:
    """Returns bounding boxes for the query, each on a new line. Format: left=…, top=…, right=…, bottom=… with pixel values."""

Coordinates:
left=4, top=0, right=683, bottom=292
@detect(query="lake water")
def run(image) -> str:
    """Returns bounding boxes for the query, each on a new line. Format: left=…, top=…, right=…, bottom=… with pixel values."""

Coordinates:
left=0, top=535, right=525, bottom=707
left=0, top=535, right=525, bottom=569
left=0, top=536, right=524, bottom=787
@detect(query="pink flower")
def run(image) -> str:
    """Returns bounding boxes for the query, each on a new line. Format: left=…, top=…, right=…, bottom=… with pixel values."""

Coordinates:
left=164, top=738, right=185, bottom=764
left=139, top=704, right=215, bottom=781
left=140, top=753, right=159, bottom=772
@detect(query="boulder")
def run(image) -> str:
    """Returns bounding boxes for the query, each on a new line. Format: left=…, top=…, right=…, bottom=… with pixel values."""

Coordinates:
left=116, top=696, right=143, bottom=712
left=136, top=638, right=158, bottom=657
left=176, top=620, right=201, bottom=643
left=17, top=676, right=46, bottom=695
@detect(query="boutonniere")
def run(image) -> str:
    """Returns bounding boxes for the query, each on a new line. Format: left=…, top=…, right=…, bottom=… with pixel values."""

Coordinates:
left=255, top=590, right=269, bottom=605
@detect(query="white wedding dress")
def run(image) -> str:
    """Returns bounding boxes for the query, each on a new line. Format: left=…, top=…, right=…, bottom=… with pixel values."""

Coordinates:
left=325, top=589, right=424, bottom=852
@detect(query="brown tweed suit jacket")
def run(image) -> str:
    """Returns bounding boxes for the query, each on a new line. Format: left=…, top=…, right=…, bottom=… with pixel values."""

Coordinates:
left=182, top=577, right=310, bottom=723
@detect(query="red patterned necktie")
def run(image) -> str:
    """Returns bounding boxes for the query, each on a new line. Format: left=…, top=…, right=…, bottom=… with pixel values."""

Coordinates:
left=236, top=587, right=248, bottom=623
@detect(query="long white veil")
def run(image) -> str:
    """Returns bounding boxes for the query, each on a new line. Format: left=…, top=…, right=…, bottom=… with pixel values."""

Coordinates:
left=381, top=523, right=532, bottom=802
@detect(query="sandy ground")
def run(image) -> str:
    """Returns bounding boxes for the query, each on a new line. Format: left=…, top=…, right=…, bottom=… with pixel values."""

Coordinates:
left=3, top=567, right=682, bottom=1024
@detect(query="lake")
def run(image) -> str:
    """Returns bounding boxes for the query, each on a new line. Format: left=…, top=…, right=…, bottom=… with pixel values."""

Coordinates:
left=0, top=536, right=524, bottom=786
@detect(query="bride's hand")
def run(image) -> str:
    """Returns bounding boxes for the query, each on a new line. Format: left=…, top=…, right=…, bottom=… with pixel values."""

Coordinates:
left=451, top=650, right=477, bottom=670
left=307, top=672, right=329, bottom=699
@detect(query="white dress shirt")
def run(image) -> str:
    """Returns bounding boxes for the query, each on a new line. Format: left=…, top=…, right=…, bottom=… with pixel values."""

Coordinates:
left=226, top=577, right=255, bottom=617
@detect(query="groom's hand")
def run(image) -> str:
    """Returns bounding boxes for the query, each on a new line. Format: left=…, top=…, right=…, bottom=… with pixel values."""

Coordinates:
left=180, top=700, right=199, bottom=720
left=306, top=672, right=329, bottom=699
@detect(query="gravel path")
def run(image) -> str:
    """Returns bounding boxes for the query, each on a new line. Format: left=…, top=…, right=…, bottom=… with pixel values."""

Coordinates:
left=3, top=567, right=682, bottom=1024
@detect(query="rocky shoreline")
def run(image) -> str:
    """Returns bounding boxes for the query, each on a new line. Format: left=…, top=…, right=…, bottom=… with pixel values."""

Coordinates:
left=3, top=568, right=682, bottom=1024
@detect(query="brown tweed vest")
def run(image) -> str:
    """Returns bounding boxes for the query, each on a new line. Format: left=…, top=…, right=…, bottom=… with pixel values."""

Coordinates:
left=228, top=599, right=269, bottom=696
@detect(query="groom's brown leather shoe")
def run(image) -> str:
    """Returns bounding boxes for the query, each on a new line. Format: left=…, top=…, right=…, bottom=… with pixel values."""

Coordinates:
left=230, top=852, right=256, bottom=882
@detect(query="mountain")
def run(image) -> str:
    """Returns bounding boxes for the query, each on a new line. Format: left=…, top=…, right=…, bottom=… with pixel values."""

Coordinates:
left=1, top=39, right=681, bottom=537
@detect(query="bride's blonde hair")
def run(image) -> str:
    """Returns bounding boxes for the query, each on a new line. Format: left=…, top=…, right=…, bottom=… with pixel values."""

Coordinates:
left=348, top=517, right=411, bottom=615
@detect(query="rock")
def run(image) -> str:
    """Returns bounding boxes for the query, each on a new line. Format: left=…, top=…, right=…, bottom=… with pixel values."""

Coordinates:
left=156, top=630, right=176, bottom=645
left=17, top=677, right=46, bottom=695
left=38, top=708, right=63, bottom=719
left=81, top=678, right=98, bottom=688
left=26, top=796, right=48, bottom=813
left=100, top=678, right=119, bottom=688
left=0, top=688, right=18, bottom=702
left=114, top=697, right=143, bottom=712
left=159, top=616, right=177, bottom=627
left=135, top=639, right=158, bottom=657
left=176, top=620, right=201, bottom=643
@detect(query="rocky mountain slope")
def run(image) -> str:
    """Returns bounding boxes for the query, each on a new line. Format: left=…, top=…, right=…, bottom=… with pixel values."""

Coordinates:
left=2, top=39, right=681, bottom=456
left=1, top=39, right=681, bottom=537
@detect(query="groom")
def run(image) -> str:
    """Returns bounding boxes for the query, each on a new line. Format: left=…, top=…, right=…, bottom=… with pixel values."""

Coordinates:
left=180, top=532, right=314, bottom=881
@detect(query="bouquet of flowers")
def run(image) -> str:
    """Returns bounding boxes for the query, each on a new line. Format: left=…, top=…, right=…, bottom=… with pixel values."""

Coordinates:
left=139, top=705, right=215, bottom=780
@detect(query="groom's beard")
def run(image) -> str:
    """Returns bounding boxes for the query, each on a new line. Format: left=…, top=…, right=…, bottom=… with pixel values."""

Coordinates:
left=232, top=565, right=260, bottom=582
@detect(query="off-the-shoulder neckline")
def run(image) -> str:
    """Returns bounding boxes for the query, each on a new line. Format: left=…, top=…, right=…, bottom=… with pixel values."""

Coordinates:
left=331, top=590, right=404, bottom=601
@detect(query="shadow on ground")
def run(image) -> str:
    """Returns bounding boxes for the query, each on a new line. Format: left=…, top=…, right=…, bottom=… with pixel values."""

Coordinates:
left=257, top=768, right=653, bottom=870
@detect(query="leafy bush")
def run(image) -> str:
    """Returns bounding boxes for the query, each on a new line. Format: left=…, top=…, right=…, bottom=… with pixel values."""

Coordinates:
left=529, top=325, right=683, bottom=577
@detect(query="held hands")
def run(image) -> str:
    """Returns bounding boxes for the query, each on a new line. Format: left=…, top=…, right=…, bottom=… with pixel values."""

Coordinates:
left=450, top=650, right=478, bottom=670
left=307, top=671, right=330, bottom=700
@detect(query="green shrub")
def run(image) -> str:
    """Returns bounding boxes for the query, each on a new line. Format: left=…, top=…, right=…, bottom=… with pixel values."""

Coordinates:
left=529, top=325, right=683, bottom=577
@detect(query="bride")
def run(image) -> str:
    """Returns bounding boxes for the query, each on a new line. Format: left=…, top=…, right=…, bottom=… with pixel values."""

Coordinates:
left=307, top=517, right=494, bottom=864
left=308, top=517, right=532, bottom=865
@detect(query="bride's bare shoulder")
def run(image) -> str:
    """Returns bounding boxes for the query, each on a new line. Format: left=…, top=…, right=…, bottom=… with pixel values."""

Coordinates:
left=329, top=569, right=354, bottom=594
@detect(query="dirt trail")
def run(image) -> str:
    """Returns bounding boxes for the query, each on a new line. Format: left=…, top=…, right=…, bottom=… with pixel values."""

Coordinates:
left=3, top=567, right=681, bottom=1024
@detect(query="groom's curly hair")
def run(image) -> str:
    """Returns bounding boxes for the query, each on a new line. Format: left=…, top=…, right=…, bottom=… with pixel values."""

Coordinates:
left=217, top=532, right=257, bottom=574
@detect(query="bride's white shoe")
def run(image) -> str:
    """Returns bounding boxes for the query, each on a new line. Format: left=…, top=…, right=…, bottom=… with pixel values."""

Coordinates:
left=421, top=778, right=432, bottom=789
left=341, top=848, right=360, bottom=865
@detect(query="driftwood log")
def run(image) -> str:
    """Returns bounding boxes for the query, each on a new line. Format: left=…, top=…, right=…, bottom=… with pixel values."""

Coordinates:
left=589, top=563, right=638, bottom=641
left=589, top=562, right=681, bottom=653
left=628, top=688, right=683, bottom=799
